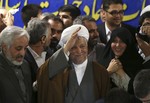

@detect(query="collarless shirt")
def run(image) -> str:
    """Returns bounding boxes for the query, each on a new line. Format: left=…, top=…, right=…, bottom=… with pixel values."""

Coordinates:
left=73, top=59, right=88, bottom=85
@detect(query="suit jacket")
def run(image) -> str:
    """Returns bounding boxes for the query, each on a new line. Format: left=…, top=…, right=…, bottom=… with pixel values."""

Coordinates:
left=97, top=23, right=137, bottom=44
left=24, top=48, right=53, bottom=83
left=144, top=60, right=150, bottom=68
left=25, top=48, right=53, bottom=103
left=37, top=48, right=110, bottom=103
left=24, top=49, right=38, bottom=83
left=88, top=43, right=105, bottom=62
left=0, top=53, right=32, bottom=103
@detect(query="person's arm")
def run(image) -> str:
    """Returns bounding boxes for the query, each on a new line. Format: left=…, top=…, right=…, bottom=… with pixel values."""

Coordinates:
left=136, top=35, right=150, bottom=58
left=48, top=48, right=69, bottom=78
left=49, top=27, right=81, bottom=78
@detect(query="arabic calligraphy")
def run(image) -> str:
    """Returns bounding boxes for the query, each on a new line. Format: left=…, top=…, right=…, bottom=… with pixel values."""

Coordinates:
left=0, top=0, right=148, bottom=23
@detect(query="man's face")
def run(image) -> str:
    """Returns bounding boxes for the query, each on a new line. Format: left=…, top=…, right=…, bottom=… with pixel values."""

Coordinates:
left=84, top=21, right=99, bottom=47
left=48, top=19, right=63, bottom=47
left=48, top=19, right=63, bottom=41
left=4, top=36, right=29, bottom=65
left=58, top=12, right=73, bottom=28
left=105, top=4, right=124, bottom=27
left=69, top=37, right=88, bottom=64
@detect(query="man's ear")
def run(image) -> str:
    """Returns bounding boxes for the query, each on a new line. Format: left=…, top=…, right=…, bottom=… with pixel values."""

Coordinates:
left=1, top=43, right=7, bottom=52
left=41, top=35, right=46, bottom=44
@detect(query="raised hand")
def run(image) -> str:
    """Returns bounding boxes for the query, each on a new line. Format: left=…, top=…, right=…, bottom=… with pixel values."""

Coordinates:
left=64, top=27, right=81, bottom=54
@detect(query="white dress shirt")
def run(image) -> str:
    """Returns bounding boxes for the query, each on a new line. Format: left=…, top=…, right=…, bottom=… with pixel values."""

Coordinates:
left=105, top=23, right=111, bottom=42
left=27, top=46, right=46, bottom=67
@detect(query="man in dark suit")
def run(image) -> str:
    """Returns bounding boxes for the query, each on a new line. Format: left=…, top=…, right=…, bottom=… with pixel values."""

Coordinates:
left=97, top=0, right=137, bottom=44
left=37, top=24, right=110, bottom=103
left=24, top=18, right=53, bottom=103
left=25, top=18, right=52, bottom=83
left=0, top=26, right=32, bottom=103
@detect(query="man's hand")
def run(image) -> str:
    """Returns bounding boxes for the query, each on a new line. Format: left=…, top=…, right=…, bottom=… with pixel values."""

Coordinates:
left=64, top=27, right=81, bottom=54
left=136, top=35, right=150, bottom=57
left=3, top=12, right=14, bottom=26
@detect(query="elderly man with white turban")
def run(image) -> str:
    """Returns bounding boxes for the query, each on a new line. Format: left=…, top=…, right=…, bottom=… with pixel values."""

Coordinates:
left=36, top=24, right=110, bottom=103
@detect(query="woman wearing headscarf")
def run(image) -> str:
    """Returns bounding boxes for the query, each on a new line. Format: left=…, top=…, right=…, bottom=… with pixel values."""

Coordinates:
left=98, top=27, right=145, bottom=94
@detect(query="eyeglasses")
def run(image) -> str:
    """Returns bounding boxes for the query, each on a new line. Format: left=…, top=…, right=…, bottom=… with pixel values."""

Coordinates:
left=106, top=10, right=124, bottom=16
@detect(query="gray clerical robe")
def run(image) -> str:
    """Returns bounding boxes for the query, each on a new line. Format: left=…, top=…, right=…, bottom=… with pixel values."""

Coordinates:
left=37, top=48, right=110, bottom=103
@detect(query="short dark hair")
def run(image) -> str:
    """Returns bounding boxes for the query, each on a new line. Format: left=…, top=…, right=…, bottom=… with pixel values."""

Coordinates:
left=58, top=4, right=81, bottom=20
left=133, top=69, right=150, bottom=99
left=105, top=88, right=132, bottom=103
left=42, top=15, right=64, bottom=29
left=102, top=0, right=123, bottom=11
left=42, top=13, right=55, bottom=21
left=73, top=15, right=96, bottom=25
left=21, top=4, right=42, bottom=27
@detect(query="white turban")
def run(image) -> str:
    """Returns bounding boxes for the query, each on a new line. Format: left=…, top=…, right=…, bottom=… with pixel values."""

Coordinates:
left=140, top=5, right=150, bottom=16
left=59, top=24, right=89, bottom=47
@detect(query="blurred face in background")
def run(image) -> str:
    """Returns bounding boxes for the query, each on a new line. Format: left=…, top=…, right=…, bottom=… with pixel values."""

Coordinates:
left=48, top=19, right=63, bottom=46
left=58, top=12, right=73, bottom=28
left=84, top=20, right=99, bottom=48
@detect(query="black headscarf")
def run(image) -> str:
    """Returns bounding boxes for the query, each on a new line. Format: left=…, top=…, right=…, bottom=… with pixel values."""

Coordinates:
left=99, top=27, right=144, bottom=77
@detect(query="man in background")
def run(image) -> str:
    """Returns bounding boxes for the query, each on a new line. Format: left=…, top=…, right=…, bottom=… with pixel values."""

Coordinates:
left=58, top=4, right=81, bottom=28
left=133, top=69, right=150, bottom=103
left=21, top=4, right=42, bottom=27
left=97, top=0, right=137, bottom=44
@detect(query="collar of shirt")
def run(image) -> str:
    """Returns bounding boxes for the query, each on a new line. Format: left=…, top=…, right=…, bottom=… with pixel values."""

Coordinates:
left=105, top=22, right=122, bottom=35
left=27, top=46, right=46, bottom=67
left=73, top=59, right=88, bottom=85
left=105, top=22, right=111, bottom=36
left=27, top=46, right=46, bottom=58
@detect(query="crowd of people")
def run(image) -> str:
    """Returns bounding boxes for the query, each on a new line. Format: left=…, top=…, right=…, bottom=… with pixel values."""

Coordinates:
left=0, top=0, right=150, bottom=103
